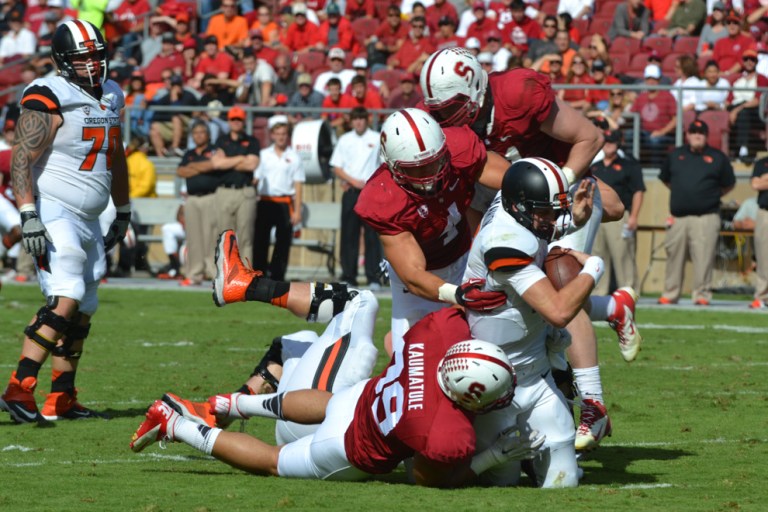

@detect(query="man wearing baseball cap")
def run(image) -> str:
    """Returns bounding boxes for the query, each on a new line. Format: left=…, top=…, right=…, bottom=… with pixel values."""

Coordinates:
left=316, top=2, right=356, bottom=53
left=629, top=64, right=678, bottom=166
left=726, top=48, right=768, bottom=163
left=313, top=47, right=356, bottom=95
left=712, top=10, right=757, bottom=74
left=210, top=106, right=261, bottom=266
left=282, top=2, right=320, bottom=53
left=658, top=120, right=735, bottom=306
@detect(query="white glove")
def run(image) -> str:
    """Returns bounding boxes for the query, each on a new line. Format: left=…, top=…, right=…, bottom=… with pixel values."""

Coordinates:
left=545, top=325, right=571, bottom=371
left=20, top=205, right=52, bottom=257
left=470, top=427, right=546, bottom=475
left=103, top=204, right=132, bottom=252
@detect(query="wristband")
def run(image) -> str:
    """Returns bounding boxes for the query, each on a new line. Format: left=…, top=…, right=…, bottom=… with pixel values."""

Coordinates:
left=437, top=283, right=459, bottom=305
left=19, top=203, right=37, bottom=214
left=579, top=256, right=605, bottom=285
left=115, top=204, right=132, bottom=214
left=470, top=448, right=500, bottom=475
left=562, top=166, right=577, bottom=185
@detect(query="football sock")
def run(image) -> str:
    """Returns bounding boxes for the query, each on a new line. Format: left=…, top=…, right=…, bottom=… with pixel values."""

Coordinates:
left=588, top=296, right=613, bottom=322
left=172, top=415, right=221, bottom=455
left=15, top=357, right=42, bottom=382
left=573, top=366, right=603, bottom=403
left=233, top=392, right=286, bottom=420
left=50, top=369, right=76, bottom=394
left=236, top=384, right=256, bottom=395
left=245, top=277, right=290, bottom=308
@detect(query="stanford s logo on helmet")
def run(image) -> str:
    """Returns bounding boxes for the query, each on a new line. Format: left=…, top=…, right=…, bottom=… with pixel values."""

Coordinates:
left=501, top=157, right=573, bottom=243
left=52, top=20, right=108, bottom=88
left=380, top=108, right=449, bottom=197
left=437, top=340, right=516, bottom=413
left=420, top=48, right=488, bottom=127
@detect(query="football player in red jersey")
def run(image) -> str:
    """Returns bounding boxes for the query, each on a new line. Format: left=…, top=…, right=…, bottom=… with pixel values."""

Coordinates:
left=419, top=48, right=641, bottom=452
left=355, top=108, right=510, bottom=355
left=131, top=294, right=546, bottom=487
left=0, top=20, right=130, bottom=423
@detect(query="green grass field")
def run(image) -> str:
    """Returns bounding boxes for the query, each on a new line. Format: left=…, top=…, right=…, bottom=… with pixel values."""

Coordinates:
left=0, top=284, right=765, bottom=512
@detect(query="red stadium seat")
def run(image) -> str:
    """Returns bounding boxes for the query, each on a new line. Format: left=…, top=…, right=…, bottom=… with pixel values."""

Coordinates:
left=351, top=17, right=379, bottom=47
left=541, top=0, right=558, bottom=16
left=610, top=36, right=641, bottom=54
left=661, top=52, right=683, bottom=75
left=608, top=52, right=630, bottom=75
left=642, top=36, right=674, bottom=58
left=626, top=52, right=650, bottom=76
left=572, top=18, right=590, bottom=36
left=293, top=52, right=328, bottom=74
left=587, top=17, right=613, bottom=38
left=373, top=68, right=407, bottom=91
left=595, top=0, right=622, bottom=18
left=672, top=36, right=700, bottom=55
left=698, top=110, right=730, bottom=151
left=252, top=117, right=270, bottom=149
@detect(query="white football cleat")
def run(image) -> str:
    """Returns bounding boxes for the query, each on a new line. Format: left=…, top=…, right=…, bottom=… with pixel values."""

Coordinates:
left=607, top=287, right=642, bottom=362
left=575, top=398, right=612, bottom=452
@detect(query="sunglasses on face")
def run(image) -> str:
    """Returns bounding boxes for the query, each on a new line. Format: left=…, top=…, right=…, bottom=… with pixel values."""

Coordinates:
left=572, top=60, right=585, bottom=64
left=412, top=24, right=425, bottom=28
left=611, top=92, right=623, bottom=96
left=550, top=60, right=562, bottom=64
left=544, top=23, right=556, bottom=28
left=743, top=57, right=757, bottom=62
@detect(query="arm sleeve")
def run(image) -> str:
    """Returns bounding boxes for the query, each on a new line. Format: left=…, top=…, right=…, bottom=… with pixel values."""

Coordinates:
left=20, top=85, right=61, bottom=113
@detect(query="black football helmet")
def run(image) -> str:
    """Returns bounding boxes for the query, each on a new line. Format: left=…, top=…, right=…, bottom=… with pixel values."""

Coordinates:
left=501, top=157, right=573, bottom=242
left=52, top=20, right=108, bottom=88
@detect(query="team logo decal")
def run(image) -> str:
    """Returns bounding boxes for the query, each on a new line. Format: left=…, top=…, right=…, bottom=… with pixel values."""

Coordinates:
left=82, top=106, right=90, bottom=115
left=417, top=205, right=429, bottom=218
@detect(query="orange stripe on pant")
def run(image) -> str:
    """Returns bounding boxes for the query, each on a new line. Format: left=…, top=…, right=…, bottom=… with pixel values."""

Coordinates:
left=260, top=195, right=294, bottom=219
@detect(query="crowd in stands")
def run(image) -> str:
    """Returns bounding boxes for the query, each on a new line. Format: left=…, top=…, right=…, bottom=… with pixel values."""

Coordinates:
left=0, top=0, right=765, bottom=164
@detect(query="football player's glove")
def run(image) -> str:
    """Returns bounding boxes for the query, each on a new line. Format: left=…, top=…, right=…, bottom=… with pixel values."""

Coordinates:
left=455, top=278, right=507, bottom=311
left=470, top=427, right=546, bottom=475
left=20, top=205, right=52, bottom=257
left=103, top=204, right=132, bottom=252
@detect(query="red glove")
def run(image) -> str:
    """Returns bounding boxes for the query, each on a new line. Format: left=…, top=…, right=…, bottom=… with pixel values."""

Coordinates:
left=455, top=278, right=507, bottom=311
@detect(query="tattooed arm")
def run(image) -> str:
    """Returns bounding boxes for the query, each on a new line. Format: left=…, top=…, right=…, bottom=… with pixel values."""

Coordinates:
left=10, top=108, right=62, bottom=207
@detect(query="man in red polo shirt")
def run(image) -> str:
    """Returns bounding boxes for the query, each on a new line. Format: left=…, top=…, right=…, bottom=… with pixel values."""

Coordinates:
left=425, top=0, right=458, bottom=34
left=191, top=35, right=237, bottom=89
left=281, top=3, right=320, bottom=53
left=388, top=16, right=435, bottom=74
left=713, top=11, right=757, bottom=75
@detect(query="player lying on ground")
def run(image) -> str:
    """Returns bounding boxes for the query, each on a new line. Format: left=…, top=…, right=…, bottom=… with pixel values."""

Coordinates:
left=130, top=242, right=544, bottom=486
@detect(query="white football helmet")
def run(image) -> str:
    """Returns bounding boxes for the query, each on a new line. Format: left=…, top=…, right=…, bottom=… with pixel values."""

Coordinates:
left=420, top=47, right=488, bottom=127
left=501, top=157, right=573, bottom=243
left=380, top=108, right=449, bottom=196
left=437, top=340, right=516, bottom=413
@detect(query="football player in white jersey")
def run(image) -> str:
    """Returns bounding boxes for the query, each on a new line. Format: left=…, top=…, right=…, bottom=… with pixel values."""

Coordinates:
left=0, top=20, right=131, bottom=423
left=464, top=158, right=604, bottom=488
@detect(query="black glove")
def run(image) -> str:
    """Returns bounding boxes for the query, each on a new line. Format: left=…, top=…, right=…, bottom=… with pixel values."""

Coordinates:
left=455, top=278, right=507, bottom=311
left=103, top=207, right=132, bottom=252
left=20, top=209, right=52, bottom=257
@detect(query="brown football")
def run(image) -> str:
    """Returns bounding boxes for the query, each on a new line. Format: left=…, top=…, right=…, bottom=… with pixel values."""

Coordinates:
left=544, top=247, right=583, bottom=290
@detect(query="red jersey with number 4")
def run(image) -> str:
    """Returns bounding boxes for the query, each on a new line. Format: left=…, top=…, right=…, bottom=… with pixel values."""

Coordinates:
left=344, top=308, right=476, bottom=474
left=355, top=125, right=486, bottom=270
left=485, top=68, right=572, bottom=167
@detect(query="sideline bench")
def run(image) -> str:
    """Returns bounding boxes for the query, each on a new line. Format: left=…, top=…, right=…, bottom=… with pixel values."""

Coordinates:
left=131, top=197, right=184, bottom=244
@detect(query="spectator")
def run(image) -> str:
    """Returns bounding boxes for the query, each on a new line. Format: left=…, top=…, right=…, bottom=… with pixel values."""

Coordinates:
left=434, top=15, right=461, bottom=50
left=0, top=10, right=36, bottom=64
left=343, top=75, right=385, bottom=113
left=485, top=30, right=514, bottom=72
left=316, top=2, right=356, bottom=53
left=368, top=4, right=410, bottom=73
left=630, top=64, right=677, bottom=166
left=608, top=0, right=651, bottom=41
left=726, top=48, right=768, bottom=162
left=249, top=5, right=280, bottom=47
left=646, top=0, right=674, bottom=22
left=108, top=0, right=151, bottom=64
left=559, top=12, right=581, bottom=43
left=191, top=35, right=237, bottom=90
left=288, top=73, right=326, bottom=123
left=532, top=29, right=576, bottom=75
left=321, top=77, right=352, bottom=134
left=348, top=57, right=390, bottom=99
left=148, top=74, right=198, bottom=157
left=143, top=32, right=185, bottom=85
left=643, top=50, right=674, bottom=84
left=180, top=36, right=199, bottom=81
left=425, top=0, right=458, bottom=33
left=558, top=0, right=594, bottom=20
left=206, top=0, right=249, bottom=50
left=657, top=0, right=707, bottom=37
left=590, top=129, right=645, bottom=295
left=271, top=53, right=299, bottom=104
left=477, top=51, right=495, bottom=75
left=527, top=14, right=558, bottom=63
left=582, top=34, right=610, bottom=70
left=253, top=115, right=305, bottom=281
left=345, top=0, right=375, bottom=20
left=210, top=106, right=260, bottom=268
left=604, top=88, right=632, bottom=131
left=697, top=1, right=728, bottom=57
left=249, top=28, right=279, bottom=67
left=586, top=59, right=621, bottom=110
left=672, top=53, right=702, bottom=111
left=314, top=47, right=356, bottom=94
left=506, top=0, right=541, bottom=56
left=172, top=12, right=194, bottom=45
left=388, top=15, right=435, bottom=74
left=281, top=3, right=321, bottom=53
left=559, top=55, right=594, bottom=112
left=658, top=119, right=735, bottom=305
left=712, top=11, right=757, bottom=75
left=386, top=72, right=424, bottom=108
left=465, top=36, right=482, bottom=56
left=140, top=18, right=166, bottom=66
left=330, top=107, right=382, bottom=287
left=543, top=54, right=566, bottom=83
left=176, top=121, right=221, bottom=285
left=156, top=205, right=186, bottom=280
left=695, top=60, right=730, bottom=111
left=749, top=156, right=768, bottom=309
left=231, top=47, right=275, bottom=107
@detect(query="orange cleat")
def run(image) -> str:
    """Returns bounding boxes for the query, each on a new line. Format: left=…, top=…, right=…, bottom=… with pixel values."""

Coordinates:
left=212, top=230, right=262, bottom=307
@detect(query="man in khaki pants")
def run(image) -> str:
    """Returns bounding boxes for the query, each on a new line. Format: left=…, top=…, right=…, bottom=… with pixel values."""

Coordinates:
left=749, top=156, right=768, bottom=309
left=658, top=120, right=735, bottom=305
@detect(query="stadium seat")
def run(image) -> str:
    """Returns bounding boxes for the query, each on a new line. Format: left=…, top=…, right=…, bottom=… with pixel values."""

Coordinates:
left=588, top=17, right=613, bottom=38
left=698, top=110, right=730, bottom=151
left=595, top=0, right=622, bottom=18
left=374, top=0, right=394, bottom=18
left=293, top=52, right=328, bottom=74
left=252, top=117, right=270, bottom=149
left=572, top=18, right=590, bottom=37
left=610, top=36, right=641, bottom=54
left=373, top=68, right=407, bottom=92
left=579, top=34, right=593, bottom=49
left=652, top=19, right=669, bottom=32
left=627, top=52, right=650, bottom=76
left=661, top=52, right=683, bottom=75
left=351, top=17, right=379, bottom=47
left=672, top=36, right=699, bottom=55
left=541, top=0, right=558, bottom=16
left=608, top=52, right=630, bottom=75
left=642, top=36, right=674, bottom=58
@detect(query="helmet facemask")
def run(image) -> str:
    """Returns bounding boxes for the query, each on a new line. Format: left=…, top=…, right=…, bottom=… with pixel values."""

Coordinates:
left=390, top=146, right=449, bottom=197
left=52, top=21, right=108, bottom=89
left=421, top=48, right=488, bottom=127
left=506, top=192, right=573, bottom=243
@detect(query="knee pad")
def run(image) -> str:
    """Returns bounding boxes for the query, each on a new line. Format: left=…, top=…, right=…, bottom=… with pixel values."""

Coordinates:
left=307, top=282, right=358, bottom=323
left=52, top=312, right=90, bottom=360
left=24, top=298, right=71, bottom=353
left=537, top=439, right=579, bottom=488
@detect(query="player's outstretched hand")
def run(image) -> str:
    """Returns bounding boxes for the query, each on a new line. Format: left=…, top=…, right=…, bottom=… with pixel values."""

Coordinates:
left=571, top=178, right=594, bottom=227
left=455, top=278, right=507, bottom=311
left=495, top=427, right=547, bottom=461
left=20, top=208, right=52, bottom=257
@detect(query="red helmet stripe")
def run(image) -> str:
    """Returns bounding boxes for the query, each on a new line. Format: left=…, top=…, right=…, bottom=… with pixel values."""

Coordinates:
left=72, top=19, right=91, bottom=42
left=424, top=51, right=441, bottom=99
left=400, top=109, right=427, bottom=152
left=531, top=156, right=566, bottom=194
left=444, top=352, right=513, bottom=373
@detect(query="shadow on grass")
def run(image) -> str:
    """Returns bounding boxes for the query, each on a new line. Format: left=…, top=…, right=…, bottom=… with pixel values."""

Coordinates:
left=100, top=407, right=154, bottom=419
left=581, top=445, right=694, bottom=485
